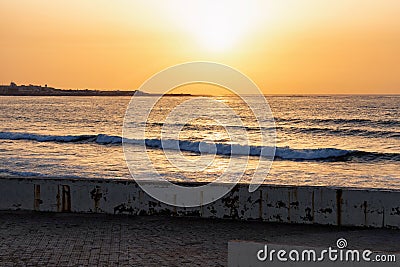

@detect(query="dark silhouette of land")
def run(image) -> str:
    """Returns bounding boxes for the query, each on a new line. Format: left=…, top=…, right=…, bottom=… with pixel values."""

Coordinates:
left=0, top=82, right=192, bottom=96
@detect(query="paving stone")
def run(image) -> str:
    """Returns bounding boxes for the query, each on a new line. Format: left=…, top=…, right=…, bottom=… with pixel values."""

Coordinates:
left=0, top=211, right=399, bottom=266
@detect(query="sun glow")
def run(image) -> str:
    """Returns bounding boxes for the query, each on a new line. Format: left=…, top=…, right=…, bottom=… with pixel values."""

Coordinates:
left=165, top=1, right=264, bottom=51
left=195, top=9, right=238, bottom=51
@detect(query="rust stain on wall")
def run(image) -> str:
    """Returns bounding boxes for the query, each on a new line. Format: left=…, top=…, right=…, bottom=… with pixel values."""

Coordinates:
left=336, top=189, right=342, bottom=226
left=61, top=185, right=71, bottom=212
left=90, top=186, right=102, bottom=212
left=33, top=184, right=41, bottom=211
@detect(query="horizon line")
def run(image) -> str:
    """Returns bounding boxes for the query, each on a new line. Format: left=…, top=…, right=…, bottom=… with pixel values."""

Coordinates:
left=1, top=82, right=399, bottom=96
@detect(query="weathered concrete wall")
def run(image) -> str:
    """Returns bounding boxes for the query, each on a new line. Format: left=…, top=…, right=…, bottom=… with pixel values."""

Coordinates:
left=0, top=177, right=399, bottom=229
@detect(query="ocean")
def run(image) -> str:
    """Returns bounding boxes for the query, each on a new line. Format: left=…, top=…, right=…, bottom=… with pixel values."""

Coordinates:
left=0, top=95, right=398, bottom=189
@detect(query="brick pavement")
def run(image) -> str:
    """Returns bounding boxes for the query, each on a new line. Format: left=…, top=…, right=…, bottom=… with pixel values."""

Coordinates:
left=0, top=211, right=400, bottom=266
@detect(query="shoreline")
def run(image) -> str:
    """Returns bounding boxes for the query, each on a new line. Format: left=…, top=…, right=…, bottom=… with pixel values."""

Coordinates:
left=1, top=175, right=399, bottom=193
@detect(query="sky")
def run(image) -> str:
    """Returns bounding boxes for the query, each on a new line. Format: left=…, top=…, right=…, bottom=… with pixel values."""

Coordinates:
left=0, top=0, right=399, bottom=94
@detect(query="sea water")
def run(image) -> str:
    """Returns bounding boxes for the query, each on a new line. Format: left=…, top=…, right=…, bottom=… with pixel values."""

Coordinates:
left=0, top=95, right=398, bottom=189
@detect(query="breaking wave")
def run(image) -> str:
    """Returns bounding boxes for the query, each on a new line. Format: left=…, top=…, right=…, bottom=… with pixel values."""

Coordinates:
left=1, top=131, right=398, bottom=162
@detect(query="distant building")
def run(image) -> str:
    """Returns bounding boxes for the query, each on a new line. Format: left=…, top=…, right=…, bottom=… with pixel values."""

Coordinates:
left=0, top=83, right=141, bottom=96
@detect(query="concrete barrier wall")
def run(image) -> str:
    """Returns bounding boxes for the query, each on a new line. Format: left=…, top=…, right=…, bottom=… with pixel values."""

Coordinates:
left=0, top=177, right=399, bottom=229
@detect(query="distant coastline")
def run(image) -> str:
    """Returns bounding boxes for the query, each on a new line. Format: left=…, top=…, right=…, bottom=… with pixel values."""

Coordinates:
left=0, top=82, right=192, bottom=97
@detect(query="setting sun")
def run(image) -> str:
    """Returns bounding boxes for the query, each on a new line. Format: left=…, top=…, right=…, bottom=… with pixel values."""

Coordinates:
left=165, top=1, right=263, bottom=51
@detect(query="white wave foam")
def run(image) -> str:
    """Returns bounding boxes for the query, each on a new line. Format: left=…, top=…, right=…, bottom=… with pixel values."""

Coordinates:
left=136, top=138, right=352, bottom=160
left=275, top=147, right=351, bottom=160
left=0, top=132, right=96, bottom=142
left=0, top=168, right=43, bottom=177
left=0, top=131, right=379, bottom=161
left=95, top=134, right=122, bottom=144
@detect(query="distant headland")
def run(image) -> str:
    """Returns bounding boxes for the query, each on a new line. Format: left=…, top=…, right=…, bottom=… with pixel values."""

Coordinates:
left=0, top=82, right=192, bottom=96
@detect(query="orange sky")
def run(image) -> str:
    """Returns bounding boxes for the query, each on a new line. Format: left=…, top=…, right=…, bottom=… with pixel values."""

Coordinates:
left=1, top=0, right=399, bottom=94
